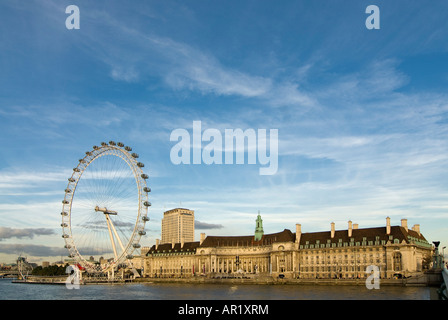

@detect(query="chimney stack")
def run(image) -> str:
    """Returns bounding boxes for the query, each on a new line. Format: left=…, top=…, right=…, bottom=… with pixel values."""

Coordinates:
left=348, top=220, right=353, bottom=237
left=386, top=217, right=391, bottom=235
left=200, top=233, right=206, bottom=245
left=401, top=219, right=408, bottom=232
left=412, top=224, right=420, bottom=236
left=181, top=237, right=184, bottom=248
left=353, top=223, right=359, bottom=230
left=155, top=239, right=159, bottom=250
left=295, top=224, right=302, bottom=244
left=331, top=222, right=335, bottom=238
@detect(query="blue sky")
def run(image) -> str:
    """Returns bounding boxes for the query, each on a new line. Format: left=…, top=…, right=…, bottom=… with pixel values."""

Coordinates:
left=1, top=0, right=448, bottom=263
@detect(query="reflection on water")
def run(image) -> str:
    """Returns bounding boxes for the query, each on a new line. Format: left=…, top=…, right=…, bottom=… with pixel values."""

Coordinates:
left=0, top=279, right=434, bottom=300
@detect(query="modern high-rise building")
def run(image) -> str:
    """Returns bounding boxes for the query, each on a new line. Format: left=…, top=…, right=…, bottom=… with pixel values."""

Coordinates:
left=161, top=208, right=195, bottom=244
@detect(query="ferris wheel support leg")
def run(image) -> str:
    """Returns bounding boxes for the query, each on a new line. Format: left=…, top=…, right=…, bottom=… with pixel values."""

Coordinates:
left=108, top=215, right=126, bottom=252
left=105, top=214, right=118, bottom=260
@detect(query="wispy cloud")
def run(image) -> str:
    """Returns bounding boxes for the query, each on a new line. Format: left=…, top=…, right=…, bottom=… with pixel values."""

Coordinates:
left=0, top=243, right=68, bottom=257
left=195, top=220, right=224, bottom=230
left=0, top=102, right=130, bottom=128
left=65, top=7, right=317, bottom=109
left=0, top=227, right=55, bottom=241
left=0, top=168, right=71, bottom=198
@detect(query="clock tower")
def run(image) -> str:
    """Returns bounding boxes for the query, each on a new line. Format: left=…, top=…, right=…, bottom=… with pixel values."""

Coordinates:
left=254, top=211, right=264, bottom=241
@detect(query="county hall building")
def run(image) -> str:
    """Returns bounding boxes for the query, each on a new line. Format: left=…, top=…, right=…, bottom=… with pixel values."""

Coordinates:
left=142, top=210, right=433, bottom=280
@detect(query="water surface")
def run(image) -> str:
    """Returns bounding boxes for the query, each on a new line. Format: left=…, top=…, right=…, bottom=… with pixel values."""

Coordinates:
left=0, top=278, right=434, bottom=300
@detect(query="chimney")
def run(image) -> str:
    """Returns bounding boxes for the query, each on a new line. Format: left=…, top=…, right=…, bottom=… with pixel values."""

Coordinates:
left=172, top=239, right=175, bottom=249
left=348, top=220, right=353, bottom=237
left=200, top=233, right=206, bottom=245
left=401, top=219, right=408, bottom=232
left=412, top=224, right=420, bottom=236
left=331, top=222, right=335, bottom=238
left=295, top=224, right=302, bottom=244
left=155, top=239, right=159, bottom=250
left=386, top=217, right=391, bottom=235
left=181, top=238, right=184, bottom=248
left=353, top=223, right=359, bottom=230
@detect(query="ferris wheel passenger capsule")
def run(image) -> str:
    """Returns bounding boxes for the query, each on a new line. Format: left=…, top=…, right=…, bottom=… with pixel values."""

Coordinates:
left=143, top=201, right=151, bottom=207
left=117, top=142, right=124, bottom=147
left=141, top=174, right=149, bottom=179
left=143, top=187, right=151, bottom=193
left=125, top=146, right=132, bottom=151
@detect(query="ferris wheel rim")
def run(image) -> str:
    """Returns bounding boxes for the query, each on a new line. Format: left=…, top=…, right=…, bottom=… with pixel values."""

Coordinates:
left=61, top=141, right=150, bottom=273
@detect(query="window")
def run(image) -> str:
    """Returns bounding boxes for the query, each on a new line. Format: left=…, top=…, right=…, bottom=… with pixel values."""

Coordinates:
left=393, top=252, right=402, bottom=271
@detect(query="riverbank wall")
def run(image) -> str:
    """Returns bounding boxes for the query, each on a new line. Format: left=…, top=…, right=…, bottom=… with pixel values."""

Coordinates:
left=134, top=271, right=443, bottom=287
left=11, top=271, right=442, bottom=287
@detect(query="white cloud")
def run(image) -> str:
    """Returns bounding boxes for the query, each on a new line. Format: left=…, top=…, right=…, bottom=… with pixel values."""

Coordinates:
left=110, top=67, right=139, bottom=82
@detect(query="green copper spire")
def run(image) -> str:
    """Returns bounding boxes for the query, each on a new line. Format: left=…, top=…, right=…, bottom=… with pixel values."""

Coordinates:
left=254, top=211, right=264, bottom=241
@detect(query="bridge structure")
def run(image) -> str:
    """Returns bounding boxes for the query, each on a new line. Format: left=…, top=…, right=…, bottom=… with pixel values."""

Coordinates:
left=0, top=270, right=20, bottom=278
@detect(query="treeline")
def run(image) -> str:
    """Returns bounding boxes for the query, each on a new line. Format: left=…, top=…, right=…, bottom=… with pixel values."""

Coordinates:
left=31, top=264, right=70, bottom=276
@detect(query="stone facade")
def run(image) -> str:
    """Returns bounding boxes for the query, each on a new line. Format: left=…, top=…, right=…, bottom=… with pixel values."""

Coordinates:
left=142, top=217, right=433, bottom=279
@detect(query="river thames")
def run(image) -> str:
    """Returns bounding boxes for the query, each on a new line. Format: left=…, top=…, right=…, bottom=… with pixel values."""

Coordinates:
left=0, top=278, right=437, bottom=300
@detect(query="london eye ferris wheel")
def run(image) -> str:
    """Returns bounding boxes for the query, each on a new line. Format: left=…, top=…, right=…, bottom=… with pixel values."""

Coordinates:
left=61, top=141, right=151, bottom=273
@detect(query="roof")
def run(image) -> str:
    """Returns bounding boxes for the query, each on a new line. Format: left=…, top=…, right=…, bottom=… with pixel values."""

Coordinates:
left=146, top=241, right=200, bottom=255
left=146, top=224, right=430, bottom=255
left=298, top=225, right=428, bottom=246
left=199, top=229, right=295, bottom=247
